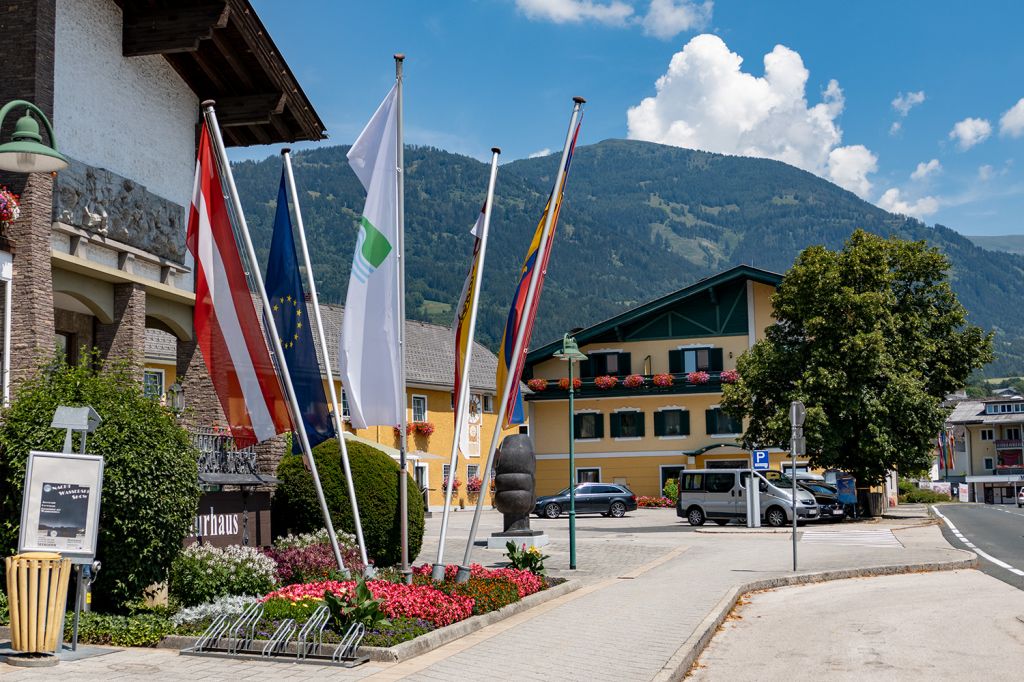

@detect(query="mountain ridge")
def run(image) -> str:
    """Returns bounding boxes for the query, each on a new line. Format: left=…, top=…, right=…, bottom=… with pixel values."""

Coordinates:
left=231, top=138, right=1024, bottom=376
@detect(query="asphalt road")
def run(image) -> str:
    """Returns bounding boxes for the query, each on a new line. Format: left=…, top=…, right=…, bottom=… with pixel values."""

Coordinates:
left=935, top=502, right=1024, bottom=591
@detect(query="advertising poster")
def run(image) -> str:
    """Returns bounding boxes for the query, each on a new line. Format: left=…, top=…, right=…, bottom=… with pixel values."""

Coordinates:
left=836, top=475, right=857, bottom=505
left=19, top=451, right=104, bottom=559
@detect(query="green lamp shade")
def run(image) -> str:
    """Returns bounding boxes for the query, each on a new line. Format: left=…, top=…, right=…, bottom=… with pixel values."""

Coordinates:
left=0, top=110, right=68, bottom=173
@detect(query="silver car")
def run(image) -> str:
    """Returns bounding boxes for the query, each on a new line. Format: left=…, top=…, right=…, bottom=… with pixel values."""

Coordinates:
left=675, top=469, right=820, bottom=526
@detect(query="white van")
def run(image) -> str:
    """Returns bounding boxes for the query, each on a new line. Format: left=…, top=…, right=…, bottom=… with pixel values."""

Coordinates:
left=675, top=469, right=820, bottom=527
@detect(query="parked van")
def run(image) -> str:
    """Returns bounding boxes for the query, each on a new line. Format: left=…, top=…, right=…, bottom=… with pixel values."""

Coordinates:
left=675, top=469, right=820, bottom=527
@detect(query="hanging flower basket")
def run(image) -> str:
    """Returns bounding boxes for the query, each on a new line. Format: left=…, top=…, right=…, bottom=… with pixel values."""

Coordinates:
left=393, top=424, right=414, bottom=438
left=0, top=187, right=20, bottom=228
left=443, top=477, right=462, bottom=493
left=623, top=374, right=645, bottom=389
left=414, top=421, right=435, bottom=436
left=557, top=377, right=582, bottom=390
left=687, top=371, right=710, bottom=385
left=466, top=475, right=483, bottom=493
left=527, top=378, right=548, bottom=392
left=720, top=369, right=740, bottom=383
left=652, top=373, right=674, bottom=387
left=594, top=375, right=618, bottom=390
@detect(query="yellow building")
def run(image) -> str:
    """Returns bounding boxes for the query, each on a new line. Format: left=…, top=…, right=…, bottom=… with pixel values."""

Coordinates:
left=523, top=265, right=787, bottom=497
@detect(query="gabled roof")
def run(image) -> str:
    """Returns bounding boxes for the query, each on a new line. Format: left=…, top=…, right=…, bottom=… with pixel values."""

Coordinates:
left=527, top=265, right=782, bottom=363
left=115, top=0, right=326, bottom=146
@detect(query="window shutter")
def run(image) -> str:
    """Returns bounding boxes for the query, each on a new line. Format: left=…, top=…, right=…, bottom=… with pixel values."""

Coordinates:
left=680, top=410, right=691, bottom=436
left=709, top=348, right=724, bottom=372
left=594, top=414, right=605, bottom=439
left=635, top=411, right=645, bottom=437
left=653, top=411, right=665, bottom=436
left=618, top=352, right=632, bottom=376
left=609, top=412, right=621, bottom=438
left=705, top=409, right=717, bottom=435
left=669, top=350, right=682, bottom=374
left=573, top=413, right=583, bottom=439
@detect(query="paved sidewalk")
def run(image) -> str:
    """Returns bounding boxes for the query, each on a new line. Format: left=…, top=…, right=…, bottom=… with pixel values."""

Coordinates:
left=0, top=510, right=971, bottom=681
left=690, top=569, right=1024, bottom=680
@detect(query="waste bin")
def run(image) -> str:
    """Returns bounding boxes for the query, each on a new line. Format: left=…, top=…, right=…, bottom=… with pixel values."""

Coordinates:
left=867, top=492, right=885, bottom=517
left=5, top=552, right=72, bottom=654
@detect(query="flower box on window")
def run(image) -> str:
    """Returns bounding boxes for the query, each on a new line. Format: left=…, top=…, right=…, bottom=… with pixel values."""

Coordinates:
left=623, top=374, right=644, bottom=388
left=414, top=421, right=435, bottom=436
left=720, top=369, right=740, bottom=383
left=652, top=373, right=674, bottom=387
left=527, top=378, right=548, bottom=392
left=687, top=371, right=710, bottom=385
left=594, top=375, right=618, bottom=390
left=557, top=377, right=582, bottom=390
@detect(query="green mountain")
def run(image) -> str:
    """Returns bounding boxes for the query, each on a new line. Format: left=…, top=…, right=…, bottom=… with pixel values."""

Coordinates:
left=232, top=139, right=1024, bottom=376
left=967, top=234, right=1024, bottom=255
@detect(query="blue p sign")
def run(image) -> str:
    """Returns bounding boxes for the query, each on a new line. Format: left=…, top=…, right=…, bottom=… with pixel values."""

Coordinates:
left=753, top=450, right=770, bottom=470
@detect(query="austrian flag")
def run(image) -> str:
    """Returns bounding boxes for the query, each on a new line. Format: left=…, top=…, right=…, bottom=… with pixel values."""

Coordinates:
left=186, top=123, right=291, bottom=447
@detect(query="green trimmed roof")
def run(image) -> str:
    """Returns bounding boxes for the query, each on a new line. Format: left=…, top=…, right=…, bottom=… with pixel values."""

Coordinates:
left=527, top=265, right=781, bottom=365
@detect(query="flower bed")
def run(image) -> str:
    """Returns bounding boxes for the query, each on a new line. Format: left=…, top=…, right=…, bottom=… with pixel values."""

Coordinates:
left=637, top=495, right=675, bottom=508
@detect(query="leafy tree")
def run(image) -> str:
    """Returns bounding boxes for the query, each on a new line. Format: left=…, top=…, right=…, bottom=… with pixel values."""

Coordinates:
left=0, top=353, right=200, bottom=609
left=722, top=230, right=993, bottom=484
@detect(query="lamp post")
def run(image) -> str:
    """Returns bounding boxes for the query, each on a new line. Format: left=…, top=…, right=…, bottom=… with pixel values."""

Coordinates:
left=0, top=100, right=69, bottom=173
left=167, top=383, right=185, bottom=415
left=554, top=334, right=587, bottom=570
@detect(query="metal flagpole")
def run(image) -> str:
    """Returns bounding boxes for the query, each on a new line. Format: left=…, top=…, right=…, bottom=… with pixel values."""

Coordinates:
left=282, top=148, right=371, bottom=572
left=394, top=54, right=412, bottom=584
left=433, top=148, right=501, bottom=581
left=457, top=97, right=584, bottom=582
left=202, top=101, right=348, bottom=574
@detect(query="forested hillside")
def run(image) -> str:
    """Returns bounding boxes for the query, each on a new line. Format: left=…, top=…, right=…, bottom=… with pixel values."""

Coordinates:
left=232, top=139, right=1024, bottom=376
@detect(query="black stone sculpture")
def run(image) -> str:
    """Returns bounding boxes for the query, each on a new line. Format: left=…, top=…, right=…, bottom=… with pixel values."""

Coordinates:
left=492, top=434, right=540, bottom=535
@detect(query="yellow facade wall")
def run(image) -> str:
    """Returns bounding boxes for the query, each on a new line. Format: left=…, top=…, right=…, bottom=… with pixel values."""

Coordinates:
left=750, top=281, right=775, bottom=344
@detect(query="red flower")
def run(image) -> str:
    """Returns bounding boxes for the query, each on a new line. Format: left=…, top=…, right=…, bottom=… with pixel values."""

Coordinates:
left=527, top=378, right=548, bottom=392
left=687, top=371, right=710, bottom=385
left=557, top=377, right=582, bottom=391
left=720, top=369, right=740, bottom=383
left=594, top=375, right=618, bottom=389
left=623, top=374, right=644, bottom=388
left=652, top=373, right=674, bottom=387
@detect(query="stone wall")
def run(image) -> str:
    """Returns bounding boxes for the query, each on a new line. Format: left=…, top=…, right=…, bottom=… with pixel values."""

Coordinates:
left=54, top=307, right=94, bottom=365
left=95, top=282, right=145, bottom=378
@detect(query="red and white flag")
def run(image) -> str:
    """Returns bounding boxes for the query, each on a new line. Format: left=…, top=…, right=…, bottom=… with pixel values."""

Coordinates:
left=186, top=123, right=291, bottom=447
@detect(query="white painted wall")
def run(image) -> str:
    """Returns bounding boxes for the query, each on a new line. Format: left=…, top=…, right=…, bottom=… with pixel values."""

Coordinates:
left=53, top=0, right=198, bottom=208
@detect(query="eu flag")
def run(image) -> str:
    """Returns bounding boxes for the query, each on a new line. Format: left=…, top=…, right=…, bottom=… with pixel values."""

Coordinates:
left=265, top=171, right=334, bottom=452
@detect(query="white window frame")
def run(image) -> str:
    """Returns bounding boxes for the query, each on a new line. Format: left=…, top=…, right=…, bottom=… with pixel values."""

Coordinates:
left=467, top=464, right=480, bottom=480
left=984, top=457, right=994, bottom=470
left=340, top=388, right=351, bottom=420
left=482, top=394, right=494, bottom=413
left=612, top=406, right=644, bottom=441
left=442, top=464, right=452, bottom=482
left=411, top=394, right=428, bottom=423
left=576, top=467, right=602, bottom=484
left=677, top=344, right=713, bottom=374
left=143, top=368, right=165, bottom=401
left=414, top=463, right=429, bottom=491
left=655, top=405, right=689, bottom=440
left=574, top=409, right=602, bottom=442
left=1006, top=427, right=1021, bottom=441
left=659, top=464, right=686, bottom=491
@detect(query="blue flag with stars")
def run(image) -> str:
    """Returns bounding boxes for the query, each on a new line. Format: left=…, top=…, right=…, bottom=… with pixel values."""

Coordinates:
left=265, top=170, right=334, bottom=453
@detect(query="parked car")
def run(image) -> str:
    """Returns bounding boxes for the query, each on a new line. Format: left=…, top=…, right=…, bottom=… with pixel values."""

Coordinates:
left=799, top=481, right=845, bottom=521
left=1018, top=487, right=1024, bottom=508
left=534, top=483, right=638, bottom=519
left=675, top=469, right=819, bottom=527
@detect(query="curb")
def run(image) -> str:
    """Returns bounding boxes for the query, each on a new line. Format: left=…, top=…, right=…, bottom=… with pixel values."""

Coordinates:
left=159, top=578, right=582, bottom=664
left=651, top=553, right=978, bottom=682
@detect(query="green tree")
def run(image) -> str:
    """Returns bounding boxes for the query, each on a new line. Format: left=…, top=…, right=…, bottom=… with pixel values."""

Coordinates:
left=0, top=353, right=200, bottom=609
left=722, top=230, right=993, bottom=484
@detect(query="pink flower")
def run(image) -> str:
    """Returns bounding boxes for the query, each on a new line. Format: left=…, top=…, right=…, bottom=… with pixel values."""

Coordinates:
left=623, top=374, right=644, bottom=388
left=527, top=378, right=548, bottom=392
left=652, top=373, right=674, bottom=388
left=687, top=371, right=710, bottom=385
left=720, top=369, right=740, bottom=384
left=594, top=375, right=618, bottom=390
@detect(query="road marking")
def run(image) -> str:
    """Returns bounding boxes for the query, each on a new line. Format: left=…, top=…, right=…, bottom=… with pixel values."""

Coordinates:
left=800, top=528, right=902, bottom=548
left=932, top=505, right=1024, bottom=577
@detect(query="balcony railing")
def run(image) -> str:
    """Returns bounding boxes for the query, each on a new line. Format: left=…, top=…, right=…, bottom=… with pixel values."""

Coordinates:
left=524, top=371, right=733, bottom=400
left=994, top=439, right=1023, bottom=450
left=190, top=427, right=274, bottom=486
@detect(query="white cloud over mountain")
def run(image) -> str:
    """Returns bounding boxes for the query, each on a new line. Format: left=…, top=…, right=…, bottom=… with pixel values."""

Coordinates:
left=625, top=34, right=877, bottom=198
left=949, top=117, right=992, bottom=150
left=877, top=188, right=940, bottom=218
left=911, top=158, right=941, bottom=180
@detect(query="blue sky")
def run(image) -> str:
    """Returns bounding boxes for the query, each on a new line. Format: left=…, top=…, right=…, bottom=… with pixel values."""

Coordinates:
left=238, top=1, right=1024, bottom=236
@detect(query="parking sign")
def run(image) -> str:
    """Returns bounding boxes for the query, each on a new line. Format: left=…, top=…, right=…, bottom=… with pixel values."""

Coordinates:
left=752, top=450, right=770, bottom=470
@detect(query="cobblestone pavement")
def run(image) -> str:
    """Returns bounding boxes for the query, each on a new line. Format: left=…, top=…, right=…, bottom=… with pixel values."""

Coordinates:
left=0, top=508, right=970, bottom=681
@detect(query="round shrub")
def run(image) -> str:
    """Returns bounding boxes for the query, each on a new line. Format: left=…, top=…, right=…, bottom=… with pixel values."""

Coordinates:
left=272, top=438, right=424, bottom=567
left=0, top=354, right=200, bottom=610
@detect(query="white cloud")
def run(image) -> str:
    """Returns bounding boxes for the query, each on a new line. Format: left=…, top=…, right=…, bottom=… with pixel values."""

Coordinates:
left=910, top=158, right=941, bottom=181
left=877, top=188, right=940, bottom=218
left=826, top=145, right=877, bottom=198
left=641, top=0, right=712, bottom=39
left=949, top=117, right=992, bottom=150
left=889, top=121, right=902, bottom=136
left=1000, top=98, right=1024, bottom=138
left=978, top=164, right=994, bottom=182
left=514, top=0, right=634, bottom=25
left=625, top=34, right=877, bottom=197
left=528, top=148, right=553, bottom=158
left=891, top=91, right=925, bottom=117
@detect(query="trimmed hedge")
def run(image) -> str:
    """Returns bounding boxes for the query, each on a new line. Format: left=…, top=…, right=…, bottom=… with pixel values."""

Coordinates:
left=0, top=354, right=200, bottom=609
left=273, top=438, right=424, bottom=567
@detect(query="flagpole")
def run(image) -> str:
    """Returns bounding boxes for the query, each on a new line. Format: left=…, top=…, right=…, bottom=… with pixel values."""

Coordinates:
left=201, top=101, right=348, bottom=575
left=457, top=97, right=584, bottom=582
left=282, top=149, right=371, bottom=572
left=433, top=147, right=501, bottom=580
left=394, top=54, right=412, bottom=584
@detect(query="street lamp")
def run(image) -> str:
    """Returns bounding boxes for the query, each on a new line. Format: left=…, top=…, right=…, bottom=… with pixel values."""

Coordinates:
left=0, top=100, right=69, bottom=173
left=553, top=333, right=587, bottom=570
left=166, top=383, right=185, bottom=415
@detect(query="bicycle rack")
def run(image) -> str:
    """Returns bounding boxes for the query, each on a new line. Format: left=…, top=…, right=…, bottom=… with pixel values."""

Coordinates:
left=181, top=600, right=369, bottom=668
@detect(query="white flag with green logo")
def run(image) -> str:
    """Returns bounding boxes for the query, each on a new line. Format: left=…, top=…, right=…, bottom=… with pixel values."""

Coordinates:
left=342, top=84, right=401, bottom=429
